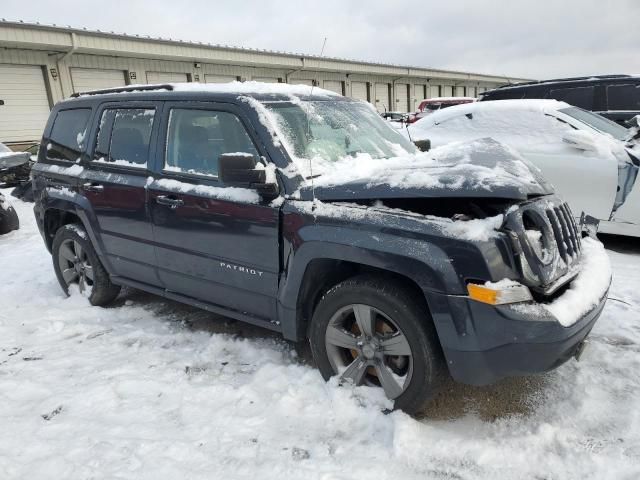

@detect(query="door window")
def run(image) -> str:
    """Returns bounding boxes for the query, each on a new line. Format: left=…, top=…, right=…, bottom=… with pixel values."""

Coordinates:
left=548, top=86, right=595, bottom=110
left=93, top=108, right=155, bottom=167
left=165, top=109, right=259, bottom=177
left=46, top=108, right=92, bottom=162
left=606, top=84, right=640, bottom=111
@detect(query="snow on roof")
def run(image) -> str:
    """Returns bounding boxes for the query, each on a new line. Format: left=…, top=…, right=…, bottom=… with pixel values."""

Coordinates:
left=170, top=81, right=340, bottom=98
left=421, top=97, right=475, bottom=102
left=412, top=99, right=571, bottom=126
left=73, top=81, right=342, bottom=99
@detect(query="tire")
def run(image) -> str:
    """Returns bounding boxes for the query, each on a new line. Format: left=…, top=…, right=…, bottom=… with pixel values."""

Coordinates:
left=52, top=223, right=121, bottom=306
left=0, top=194, right=19, bottom=234
left=309, top=274, right=445, bottom=414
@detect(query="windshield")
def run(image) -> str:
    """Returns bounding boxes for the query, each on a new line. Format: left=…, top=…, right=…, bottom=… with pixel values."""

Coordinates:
left=559, top=106, right=629, bottom=141
left=264, top=100, right=416, bottom=170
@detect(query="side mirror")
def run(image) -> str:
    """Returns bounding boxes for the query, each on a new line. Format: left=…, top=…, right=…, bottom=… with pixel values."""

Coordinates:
left=218, top=153, right=279, bottom=199
left=414, top=139, right=431, bottom=152
left=562, top=131, right=597, bottom=152
left=0, top=100, right=4, bottom=106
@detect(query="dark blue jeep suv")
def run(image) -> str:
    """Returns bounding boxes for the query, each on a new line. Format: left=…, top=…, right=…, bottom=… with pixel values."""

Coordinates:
left=31, top=82, right=610, bottom=414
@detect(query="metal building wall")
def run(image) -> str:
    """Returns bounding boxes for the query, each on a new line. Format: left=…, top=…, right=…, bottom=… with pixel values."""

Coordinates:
left=0, top=21, right=524, bottom=143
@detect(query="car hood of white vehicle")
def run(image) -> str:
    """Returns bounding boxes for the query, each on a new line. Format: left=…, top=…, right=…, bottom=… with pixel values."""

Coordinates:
left=297, top=138, right=554, bottom=202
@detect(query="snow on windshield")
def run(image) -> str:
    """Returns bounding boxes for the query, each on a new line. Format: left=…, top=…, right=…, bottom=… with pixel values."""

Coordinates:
left=264, top=100, right=416, bottom=178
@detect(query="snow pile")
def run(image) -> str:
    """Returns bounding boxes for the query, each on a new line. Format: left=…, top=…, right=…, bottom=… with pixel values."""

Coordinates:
left=311, top=138, right=540, bottom=193
left=408, top=99, right=632, bottom=167
left=171, top=81, right=340, bottom=98
left=1, top=195, right=640, bottom=479
left=544, top=237, right=612, bottom=326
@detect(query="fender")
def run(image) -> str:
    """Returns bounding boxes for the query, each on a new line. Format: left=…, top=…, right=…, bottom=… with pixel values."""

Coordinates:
left=276, top=212, right=490, bottom=340
left=41, top=186, right=115, bottom=275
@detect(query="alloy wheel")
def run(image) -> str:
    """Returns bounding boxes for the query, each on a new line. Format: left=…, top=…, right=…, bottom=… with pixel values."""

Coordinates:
left=57, top=238, right=94, bottom=294
left=324, top=303, right=413, bottom=399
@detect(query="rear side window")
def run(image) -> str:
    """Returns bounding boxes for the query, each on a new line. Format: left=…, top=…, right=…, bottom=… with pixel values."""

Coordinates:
left=548, top=86, right=594, bottom=110
left=606, top=84, right=640, bottom=111
left=46, top=108, right=92, bottom=162
left=165, top=109, right=259, bottom=177
left=93, top=108, right=155, bottom=167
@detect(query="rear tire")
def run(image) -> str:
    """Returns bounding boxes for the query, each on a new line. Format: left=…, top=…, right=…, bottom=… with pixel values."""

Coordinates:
left=309, top=274, right=445, bottom=414
left=52, top=223, right=120, bottom=306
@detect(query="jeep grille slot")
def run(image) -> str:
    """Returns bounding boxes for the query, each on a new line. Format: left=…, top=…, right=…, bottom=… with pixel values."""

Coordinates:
left=546, top=202, right=581, bottom=263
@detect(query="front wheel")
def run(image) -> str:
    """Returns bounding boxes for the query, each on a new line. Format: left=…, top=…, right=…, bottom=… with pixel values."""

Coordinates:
left=52, top=223, right=121, bottom=306
left=309, top=275, right=445, bottom=414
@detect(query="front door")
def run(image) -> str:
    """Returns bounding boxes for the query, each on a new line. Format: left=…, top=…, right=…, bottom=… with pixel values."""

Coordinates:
left=147, top=103, right=280, bottom=321
left=83, top=101, right=162, bottom=287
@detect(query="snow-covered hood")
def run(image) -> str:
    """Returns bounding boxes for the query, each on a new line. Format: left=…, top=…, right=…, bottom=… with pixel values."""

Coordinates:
left=298, top=138, right=553, bottom=201
left=0, top=151, right=30, bottom=169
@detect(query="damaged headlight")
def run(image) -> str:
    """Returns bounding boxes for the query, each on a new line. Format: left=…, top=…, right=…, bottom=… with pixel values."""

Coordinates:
left=467, top=281, right=533, bottom=305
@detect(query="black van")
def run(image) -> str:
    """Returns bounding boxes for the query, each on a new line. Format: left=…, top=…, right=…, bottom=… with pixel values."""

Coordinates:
left=480, top=74, right=640, bottom=125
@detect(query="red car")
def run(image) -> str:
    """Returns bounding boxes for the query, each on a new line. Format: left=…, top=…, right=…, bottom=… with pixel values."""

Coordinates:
left=407, top=97, right=475, bottom=123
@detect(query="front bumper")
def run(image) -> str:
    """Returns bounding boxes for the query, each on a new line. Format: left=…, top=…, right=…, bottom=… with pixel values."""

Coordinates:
left=426, top=287, right=608, bottom=386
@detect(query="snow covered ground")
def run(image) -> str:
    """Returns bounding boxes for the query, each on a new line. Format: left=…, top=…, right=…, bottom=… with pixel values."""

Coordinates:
left=1, top=193, right=639, bottom=480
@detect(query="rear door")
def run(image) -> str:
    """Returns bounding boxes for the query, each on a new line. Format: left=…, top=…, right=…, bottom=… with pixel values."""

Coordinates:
left=147, top=102, right=280, bottom=321
left=83, top=101, right=162, bottom=287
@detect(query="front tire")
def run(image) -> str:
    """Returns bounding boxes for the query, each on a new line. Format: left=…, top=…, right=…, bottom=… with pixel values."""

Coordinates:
left=52, top=223, right=120, bottom=306
left=309, top=275, right=445, bottom=414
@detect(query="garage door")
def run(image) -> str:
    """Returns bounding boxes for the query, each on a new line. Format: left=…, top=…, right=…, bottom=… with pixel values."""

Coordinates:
left=290, top=79, right=314, bottom=86
left=146, top=71, right=189, bottom=84
left=253, top=77, right=279, bottom=83
left=350, top=81, right=368, bottom=101
left=455, top=86, right=465, bottom=96
left=394, top=83, right=409, bottom=112
left=205, top=75, right=237, bottom=84
left=0, top=64, right=51, bottom=143
left=442, top=85, right=454, bottom=97
left=467, top=86, right=477, bottom=98
left=71, top=68, right=126, bottom=93
left=375, top=83, right=390, bottom=112
left=430, top=85, right=441, bottom=98
left=323, top=80, right=343, bottom=95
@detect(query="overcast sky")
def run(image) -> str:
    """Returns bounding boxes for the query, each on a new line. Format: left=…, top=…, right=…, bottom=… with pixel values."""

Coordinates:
left=3, top=0, right=639, bottom=80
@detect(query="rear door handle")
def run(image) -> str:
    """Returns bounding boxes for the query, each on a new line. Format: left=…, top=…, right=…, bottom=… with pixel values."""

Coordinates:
left=83, top=182, right=104, bottom=193
left=156, top=195, right=184, bottom=209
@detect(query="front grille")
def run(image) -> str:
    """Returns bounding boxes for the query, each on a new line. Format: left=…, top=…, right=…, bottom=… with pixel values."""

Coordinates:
left=504, top=198, right=583, bottom=292
left=545, top=203, right=581, bottom=264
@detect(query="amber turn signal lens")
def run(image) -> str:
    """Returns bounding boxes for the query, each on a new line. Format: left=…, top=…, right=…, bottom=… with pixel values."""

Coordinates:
left=467, top=282, right=533, bottom=305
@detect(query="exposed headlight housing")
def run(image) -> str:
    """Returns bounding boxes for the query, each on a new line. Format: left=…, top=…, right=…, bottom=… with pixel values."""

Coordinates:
left=467, top=281, right=533, bottom=305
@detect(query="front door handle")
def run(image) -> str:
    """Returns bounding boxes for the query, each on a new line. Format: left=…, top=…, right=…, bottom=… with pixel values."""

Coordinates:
left=83, top=182, right=104, bottom=193
left=156, top=195, right=184, bottom=209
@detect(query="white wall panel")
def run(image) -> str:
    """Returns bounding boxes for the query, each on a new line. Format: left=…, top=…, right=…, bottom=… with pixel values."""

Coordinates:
left=374, top=83, right=390, bottom=112
left=70, top=68, right=126, bottom=93
left=146, top=71, right=189, bottom=83
left=350, top=81, right=368, bottom=101
left=0, top=64, right=51, bottom=143
left=323, top=80, right=343, bottom=95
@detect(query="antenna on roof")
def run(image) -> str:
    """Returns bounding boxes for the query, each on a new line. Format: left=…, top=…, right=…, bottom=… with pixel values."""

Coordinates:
left=309, top=37, right=327, bottom=98
left=309, top=36, right=327, bottom=211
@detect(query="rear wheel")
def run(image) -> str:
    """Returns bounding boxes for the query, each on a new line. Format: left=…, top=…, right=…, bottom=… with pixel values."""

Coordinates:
left=52, top=224, right=120, bottom=306
left=309, top=275, right=445, bottom=414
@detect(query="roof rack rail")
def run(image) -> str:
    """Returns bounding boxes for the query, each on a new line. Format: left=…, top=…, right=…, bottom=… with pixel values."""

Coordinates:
left=71, top=84, right=174, bottom=97
left=492, top=74, right=633, bottom=90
